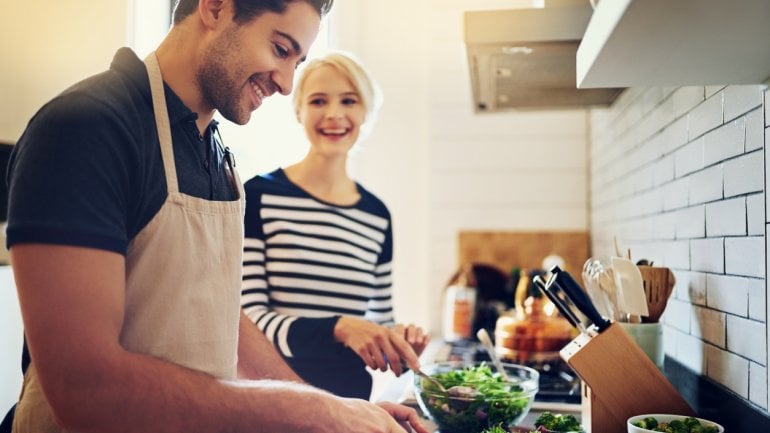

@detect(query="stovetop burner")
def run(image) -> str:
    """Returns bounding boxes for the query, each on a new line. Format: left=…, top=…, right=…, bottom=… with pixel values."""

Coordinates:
left=441, top=341, right=581, bottom=404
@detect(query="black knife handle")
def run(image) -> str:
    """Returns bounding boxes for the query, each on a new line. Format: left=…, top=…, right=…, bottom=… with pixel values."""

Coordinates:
left=550, top=265, right=611, bottom=331
left=533, top=275, right=583, bottom=331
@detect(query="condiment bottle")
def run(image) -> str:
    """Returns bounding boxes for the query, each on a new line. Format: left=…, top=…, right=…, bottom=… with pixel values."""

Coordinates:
left=442, top=264, right=477, bottom=342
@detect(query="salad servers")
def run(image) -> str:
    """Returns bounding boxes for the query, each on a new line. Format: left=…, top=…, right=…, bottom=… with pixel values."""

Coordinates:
left=413, top=367, right=480, bottom=400
left=476, top=328, right=510, bottom=382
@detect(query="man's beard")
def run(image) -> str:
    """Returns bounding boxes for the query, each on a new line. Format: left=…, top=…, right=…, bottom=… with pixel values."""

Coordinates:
left=196, top=27, right=251, bottom=125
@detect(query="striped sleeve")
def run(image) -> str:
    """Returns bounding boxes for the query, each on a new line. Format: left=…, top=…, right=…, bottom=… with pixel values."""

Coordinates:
left=241, top=171, right=397, bottom=359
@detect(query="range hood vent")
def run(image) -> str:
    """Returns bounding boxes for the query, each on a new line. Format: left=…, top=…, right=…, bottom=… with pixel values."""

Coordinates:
left=464, top=5, right=623, bottom=112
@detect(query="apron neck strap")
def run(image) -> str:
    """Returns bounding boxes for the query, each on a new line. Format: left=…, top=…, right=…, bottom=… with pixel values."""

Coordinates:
left=144, top=51, right=179, bottom=194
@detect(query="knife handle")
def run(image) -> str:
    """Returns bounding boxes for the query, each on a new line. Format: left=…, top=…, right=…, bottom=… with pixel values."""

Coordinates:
left=533, top=275, right=585, bottom=333
left=550, top=265, right=612, bottom=332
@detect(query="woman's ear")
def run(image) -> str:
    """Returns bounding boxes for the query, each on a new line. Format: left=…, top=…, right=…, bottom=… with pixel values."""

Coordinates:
left=198, top=0, right=227, bottom=29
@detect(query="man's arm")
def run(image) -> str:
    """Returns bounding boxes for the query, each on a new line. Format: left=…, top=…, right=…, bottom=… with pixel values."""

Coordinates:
left=237, top=311, right=303, bottom=380
left=12, top=244, right=407, bottom=433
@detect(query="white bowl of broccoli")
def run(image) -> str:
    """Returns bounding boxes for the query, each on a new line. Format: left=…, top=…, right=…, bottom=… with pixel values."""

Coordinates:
left=627, top=414, right=723, bottom=433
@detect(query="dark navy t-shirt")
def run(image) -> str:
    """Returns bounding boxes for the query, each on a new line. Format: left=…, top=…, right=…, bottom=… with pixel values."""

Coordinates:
left=6, top=48, right=237, bottom=254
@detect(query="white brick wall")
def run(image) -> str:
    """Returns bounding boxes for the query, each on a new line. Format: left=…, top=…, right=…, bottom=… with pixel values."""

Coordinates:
left=589, top=85, right=768, bottom=413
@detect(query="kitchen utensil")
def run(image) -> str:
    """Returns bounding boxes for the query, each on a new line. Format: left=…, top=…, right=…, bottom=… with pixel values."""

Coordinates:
left=596, top=266, right=620, bottom=319
left=550, top=265, right=611, bottom=332
left=413, top=367, right=480, bottom=400
left=476, top=328, right=510, bottom=381
left=611, top=257, right=649, bottom=319
left=413, top=367, right=448, bottom=393
left=533, top=275, right=585, bottom=333
left=582, top=257, right=622, bottom=321
left=582, top=258, right=614, bottom=319
left=637, top=266, right=675, bottom=323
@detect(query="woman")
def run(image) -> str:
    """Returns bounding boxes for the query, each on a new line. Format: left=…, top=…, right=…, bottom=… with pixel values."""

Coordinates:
left=241, top=51, right=428, bottom=399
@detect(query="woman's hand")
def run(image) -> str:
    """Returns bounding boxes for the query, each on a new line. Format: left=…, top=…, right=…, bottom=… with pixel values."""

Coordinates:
left=393, top=323, right=430, bottom=357
left=334, top=317, right=420, bottom=376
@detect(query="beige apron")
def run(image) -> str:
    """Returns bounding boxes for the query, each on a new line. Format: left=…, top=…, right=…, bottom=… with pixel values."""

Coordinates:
left=13, top=52, right=245, bottom=433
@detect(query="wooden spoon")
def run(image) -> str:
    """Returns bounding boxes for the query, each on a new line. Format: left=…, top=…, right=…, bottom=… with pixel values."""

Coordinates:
left=638, top=266, right=675, bottom=323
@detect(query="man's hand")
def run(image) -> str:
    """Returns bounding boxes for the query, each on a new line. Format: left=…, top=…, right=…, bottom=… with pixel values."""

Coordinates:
left=376, top=401, right=430, bottom=433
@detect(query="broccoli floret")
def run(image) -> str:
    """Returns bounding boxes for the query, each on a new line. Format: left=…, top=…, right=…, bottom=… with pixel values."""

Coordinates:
left=634, top=417, right=659, bottom=429
left=480, top=423, right=508, bottom=433
left=534, top=411, right=583, bottom=431
left=534, top=412, right=557, bottom=428
left=683, top=417, right=700, bottom=429
left=633, top=416, right=721, bottom=433
left=669, top=419, right=689, bottom=433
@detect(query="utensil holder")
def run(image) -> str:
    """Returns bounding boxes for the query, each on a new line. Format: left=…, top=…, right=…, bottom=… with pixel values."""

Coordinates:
left=618, top=322, right=664, bottom=369
left=560, top=323, right=694, bottom=433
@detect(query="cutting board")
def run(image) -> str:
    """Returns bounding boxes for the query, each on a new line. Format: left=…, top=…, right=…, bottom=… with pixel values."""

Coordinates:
left=457, top=230, right=590, bottom=276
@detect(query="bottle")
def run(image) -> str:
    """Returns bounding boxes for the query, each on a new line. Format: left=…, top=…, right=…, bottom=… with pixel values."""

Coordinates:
left=443, top=264, right=477, bottom=342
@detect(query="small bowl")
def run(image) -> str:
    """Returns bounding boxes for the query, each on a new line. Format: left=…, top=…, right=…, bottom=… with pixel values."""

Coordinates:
left=627, top=414, right=724, bottom=433
left=414, top=361, right=539, bottom=433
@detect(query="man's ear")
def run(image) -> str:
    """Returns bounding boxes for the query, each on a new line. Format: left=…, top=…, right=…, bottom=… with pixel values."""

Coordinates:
left=198, top=0, right=227, bottom=29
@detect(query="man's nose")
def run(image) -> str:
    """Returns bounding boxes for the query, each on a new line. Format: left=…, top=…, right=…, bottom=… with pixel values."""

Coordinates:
left=272, top=66, right=295, bottom=96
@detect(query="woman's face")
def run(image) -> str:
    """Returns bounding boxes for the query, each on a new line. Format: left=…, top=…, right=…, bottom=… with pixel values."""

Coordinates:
left=297, top=64, right=366, bottom=157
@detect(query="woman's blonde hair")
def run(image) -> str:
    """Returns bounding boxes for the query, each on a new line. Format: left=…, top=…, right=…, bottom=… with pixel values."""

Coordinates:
left=292, top=51, right=382, bottom=126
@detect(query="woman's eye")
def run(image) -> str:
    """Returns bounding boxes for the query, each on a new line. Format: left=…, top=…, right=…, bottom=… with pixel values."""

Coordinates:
left=309, top=98, right=326, bottom=106
left=342, top=98, right=359, bottom=105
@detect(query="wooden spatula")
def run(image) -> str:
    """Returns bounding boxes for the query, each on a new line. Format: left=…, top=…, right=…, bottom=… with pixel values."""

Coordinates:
left=638, top=266, right=675, bottom=323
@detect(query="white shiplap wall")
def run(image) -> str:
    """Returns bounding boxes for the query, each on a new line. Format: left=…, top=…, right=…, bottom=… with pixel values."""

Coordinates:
left=425, top=0, right=591, bottom=334
left=332, top=0, right=592, bottom=335
left=335, top=0, right=592, bottom=400
left=588, top=85, right=768, bottom=412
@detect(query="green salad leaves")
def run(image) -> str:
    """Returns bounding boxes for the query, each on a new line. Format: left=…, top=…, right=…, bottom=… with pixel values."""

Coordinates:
left=418, top=363, right=533, bottom=432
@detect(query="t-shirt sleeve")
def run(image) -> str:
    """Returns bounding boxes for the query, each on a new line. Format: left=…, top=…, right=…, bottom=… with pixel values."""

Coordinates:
left=6, top=92, right=137, bottom=254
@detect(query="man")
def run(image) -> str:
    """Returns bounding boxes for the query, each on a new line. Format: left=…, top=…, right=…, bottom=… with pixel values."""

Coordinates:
left=3, top=1, right=428, bottom=432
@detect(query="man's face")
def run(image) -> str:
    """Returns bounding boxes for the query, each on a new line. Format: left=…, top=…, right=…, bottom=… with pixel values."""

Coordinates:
left=197, top=1, right=321, bottom=125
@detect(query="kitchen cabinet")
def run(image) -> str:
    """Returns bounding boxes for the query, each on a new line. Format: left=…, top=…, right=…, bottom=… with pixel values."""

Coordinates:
left=577, top=0, right=770, bottom=88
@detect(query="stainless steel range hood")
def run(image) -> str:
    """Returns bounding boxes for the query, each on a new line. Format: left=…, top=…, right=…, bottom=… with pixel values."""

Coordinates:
left=464, top=4, right=624, bottom=112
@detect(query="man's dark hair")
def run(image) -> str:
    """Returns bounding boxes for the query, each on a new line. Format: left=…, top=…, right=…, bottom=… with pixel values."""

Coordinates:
left=172, top=0, right=334, bottom=25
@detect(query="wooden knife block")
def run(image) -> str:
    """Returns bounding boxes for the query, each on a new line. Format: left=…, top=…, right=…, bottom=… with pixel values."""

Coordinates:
left=560, top=323, right=694, bottom=433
